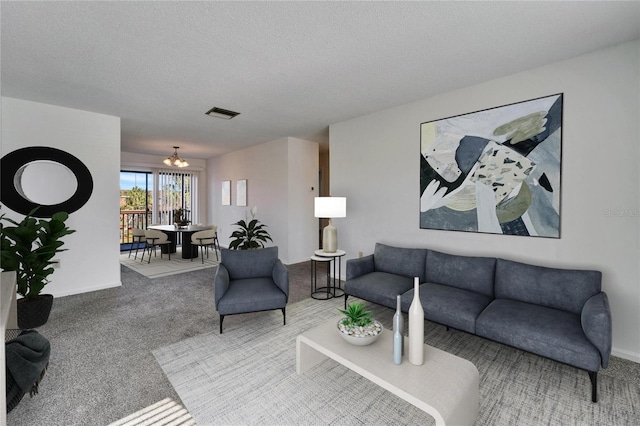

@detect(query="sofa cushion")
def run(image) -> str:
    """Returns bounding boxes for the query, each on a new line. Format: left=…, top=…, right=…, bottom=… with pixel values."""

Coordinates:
left=495, top=259, right=601, bottom=315
left=426, top=250, right=496, bottom=298
left=345, top=271, right=414, bottom=309
left=476, top=299, right=602, bottom=371
left=373, top=243, right=428, bottom=282
left=221, top=247, right=278, bottom=280
left=217, top=277, right=286, bottom=315
left=401, top=283, right=493, bottom=334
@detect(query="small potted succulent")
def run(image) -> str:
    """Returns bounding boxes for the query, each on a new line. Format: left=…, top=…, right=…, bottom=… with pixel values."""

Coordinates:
left=337, top=301, right=383, bottom=346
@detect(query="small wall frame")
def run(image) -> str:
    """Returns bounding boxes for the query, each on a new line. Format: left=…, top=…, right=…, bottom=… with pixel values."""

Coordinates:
left=237, top=179, right=247, bottom=206
left=222, top=180, right=231, bottom=206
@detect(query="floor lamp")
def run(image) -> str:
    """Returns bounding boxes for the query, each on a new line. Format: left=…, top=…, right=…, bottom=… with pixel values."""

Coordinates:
left=314, top=197, right=346, bottom=253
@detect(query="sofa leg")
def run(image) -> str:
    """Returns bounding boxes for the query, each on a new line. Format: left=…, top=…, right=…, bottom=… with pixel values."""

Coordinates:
left=589, top=371, right=597, bottom=403
left=344, top=294, right=349, bottom=309
left=282, top=307, right=286, bottom=325
left=220, top=315, right=224, bottom=334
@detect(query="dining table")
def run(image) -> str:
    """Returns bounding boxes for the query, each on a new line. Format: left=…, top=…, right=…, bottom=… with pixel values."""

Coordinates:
left=148, top=224, right=211, bottom=259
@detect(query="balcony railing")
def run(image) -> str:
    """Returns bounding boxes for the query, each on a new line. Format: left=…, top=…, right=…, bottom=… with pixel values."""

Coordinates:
left=119, top=210, right=190, bottom=244
left=120, top=210, right=151, bottom=244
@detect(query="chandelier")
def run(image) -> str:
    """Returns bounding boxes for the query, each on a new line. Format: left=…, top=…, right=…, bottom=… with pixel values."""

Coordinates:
left=163, top=146, right=189, bottom=168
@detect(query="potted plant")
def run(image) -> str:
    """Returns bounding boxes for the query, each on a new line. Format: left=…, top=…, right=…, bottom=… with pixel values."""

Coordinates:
left=0, top=207, right=75, bottom=329
left=229, top=206, right=273, bottom=250
left=337, top=301, right=383, bottom=346
left=174, top=208, right=190, bottom=228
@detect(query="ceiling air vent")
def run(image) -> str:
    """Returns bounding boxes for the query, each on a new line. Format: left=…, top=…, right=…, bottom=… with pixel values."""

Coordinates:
left=205, top=106, right=240, bottom=120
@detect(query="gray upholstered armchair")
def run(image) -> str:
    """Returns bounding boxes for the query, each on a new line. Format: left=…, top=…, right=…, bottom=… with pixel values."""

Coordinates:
left=214, top=246, right=289, bottom=333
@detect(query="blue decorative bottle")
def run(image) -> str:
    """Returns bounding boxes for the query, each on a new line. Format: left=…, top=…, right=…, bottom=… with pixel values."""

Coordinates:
left=393, top=294, right=403, bottom=364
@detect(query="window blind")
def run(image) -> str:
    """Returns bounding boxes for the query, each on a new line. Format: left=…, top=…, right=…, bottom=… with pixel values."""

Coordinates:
left=152, top=168, right=199, bottom=225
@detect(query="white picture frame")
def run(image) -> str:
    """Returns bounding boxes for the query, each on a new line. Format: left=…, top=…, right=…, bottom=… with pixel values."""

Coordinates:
left=222, top=180, right=231, bottom=206
left=237, top=179, right=247, bottom=206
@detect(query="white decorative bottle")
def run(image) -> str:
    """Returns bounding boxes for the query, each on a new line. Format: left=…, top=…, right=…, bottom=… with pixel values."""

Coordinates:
left=408, top=277, right=424, bottom=365
left=393, top=295, right=403, bottom=364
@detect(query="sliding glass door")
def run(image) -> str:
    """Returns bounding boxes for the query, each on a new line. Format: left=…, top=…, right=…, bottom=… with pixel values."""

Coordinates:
left=120, top=171, right=153, bottom=247
left=120, top=169, right=199, bottom=249
left=154, top=169, right=197, bottom=225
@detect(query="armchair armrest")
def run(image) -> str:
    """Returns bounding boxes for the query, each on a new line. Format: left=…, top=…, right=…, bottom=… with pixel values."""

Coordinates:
left=214, top=264, right=230, bottom=308
left=346, top=254, right=374, bottom=280
left=272, top=260, right=289, bottom=301
left=581, top=292, right=612, bottom=368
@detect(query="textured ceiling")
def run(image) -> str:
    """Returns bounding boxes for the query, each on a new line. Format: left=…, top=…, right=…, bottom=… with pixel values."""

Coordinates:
left=2, top=1, right=639, bottom=159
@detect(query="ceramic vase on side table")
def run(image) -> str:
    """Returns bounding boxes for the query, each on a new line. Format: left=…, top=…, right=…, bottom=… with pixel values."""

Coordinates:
left=408, top=277, right=424, bottom=365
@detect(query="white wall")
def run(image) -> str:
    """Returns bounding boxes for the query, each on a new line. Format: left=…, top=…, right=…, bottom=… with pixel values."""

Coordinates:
left=330, top=40, right=640, bottom=362
left=287, top=138, right=320, bottom=263
left=207, top=137, right=319, bottom=264
left=1, top=97, right=121, bottom=297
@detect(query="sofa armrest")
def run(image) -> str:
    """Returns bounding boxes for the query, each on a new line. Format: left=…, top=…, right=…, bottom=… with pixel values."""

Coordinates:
left=346, top=255, right=375, bottom=280
left=272, top=260, right=289, bottom=301
left=214, top=264, right=230, bottom=309
left=581, top=292, right=612, bottom=368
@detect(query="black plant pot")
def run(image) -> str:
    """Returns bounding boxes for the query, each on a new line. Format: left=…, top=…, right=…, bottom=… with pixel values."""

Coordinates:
left=17, top=294, right=54, bottom=329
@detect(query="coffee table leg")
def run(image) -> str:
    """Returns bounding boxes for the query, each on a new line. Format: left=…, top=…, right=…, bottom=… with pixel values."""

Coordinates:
left=296, top=337, right=327, bottom=374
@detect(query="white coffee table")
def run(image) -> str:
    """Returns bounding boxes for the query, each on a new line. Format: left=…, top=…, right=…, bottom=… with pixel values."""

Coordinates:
left=296, top=317, right=479, bottom=426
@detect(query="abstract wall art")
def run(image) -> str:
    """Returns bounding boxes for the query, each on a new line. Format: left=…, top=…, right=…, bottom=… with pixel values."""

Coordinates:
left=222, top=180, right=231, bottom=206
left=237, top=179, right=247, bottom=206
left=420, top=94, right=562, bottom=238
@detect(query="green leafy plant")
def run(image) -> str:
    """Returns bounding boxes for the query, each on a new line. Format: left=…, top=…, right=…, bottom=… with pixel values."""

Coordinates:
left=338, top=302, right=373, bottom=327
left=229, top=207, right=273, bottom=250
left=0, top=207, right=75, bottom=299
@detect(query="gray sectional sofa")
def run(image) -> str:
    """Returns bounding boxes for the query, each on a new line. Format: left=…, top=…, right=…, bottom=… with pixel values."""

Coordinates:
left=344, top=243, right=612, bottom=402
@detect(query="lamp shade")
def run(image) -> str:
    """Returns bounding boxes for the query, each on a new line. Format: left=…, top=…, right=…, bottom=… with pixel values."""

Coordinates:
left=314, top=197, right=346, bottom=218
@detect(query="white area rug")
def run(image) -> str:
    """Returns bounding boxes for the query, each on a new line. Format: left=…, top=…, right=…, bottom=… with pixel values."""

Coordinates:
left=108, top=398, right=195, bottom=426
left=120, top=246, right=219, bottom=279
left=153, top=298, right=640, bottom=425
left=154, top=298, right=432, bottom=425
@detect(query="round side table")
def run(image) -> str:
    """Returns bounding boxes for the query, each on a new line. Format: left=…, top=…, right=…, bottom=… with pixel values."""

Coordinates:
left=313, top=249, right=346, bottom=297
left=310, top=256, right=333, bottom=300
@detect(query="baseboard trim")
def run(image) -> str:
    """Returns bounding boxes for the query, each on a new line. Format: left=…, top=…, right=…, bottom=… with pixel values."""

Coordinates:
left=612, top=347, right=640, bottom=363
left=54, top=281, right=122, bottom=298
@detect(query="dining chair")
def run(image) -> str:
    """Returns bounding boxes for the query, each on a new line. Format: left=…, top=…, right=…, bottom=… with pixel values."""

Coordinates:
left=141, top=229, right=172, bottom=263
left=196, top=224, right=221, bottom=256
left=191, top=229, right=218, bottom=264
left=209, top=225, right=221, bottom=260
left=128, top=228, right=146, bottom=260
